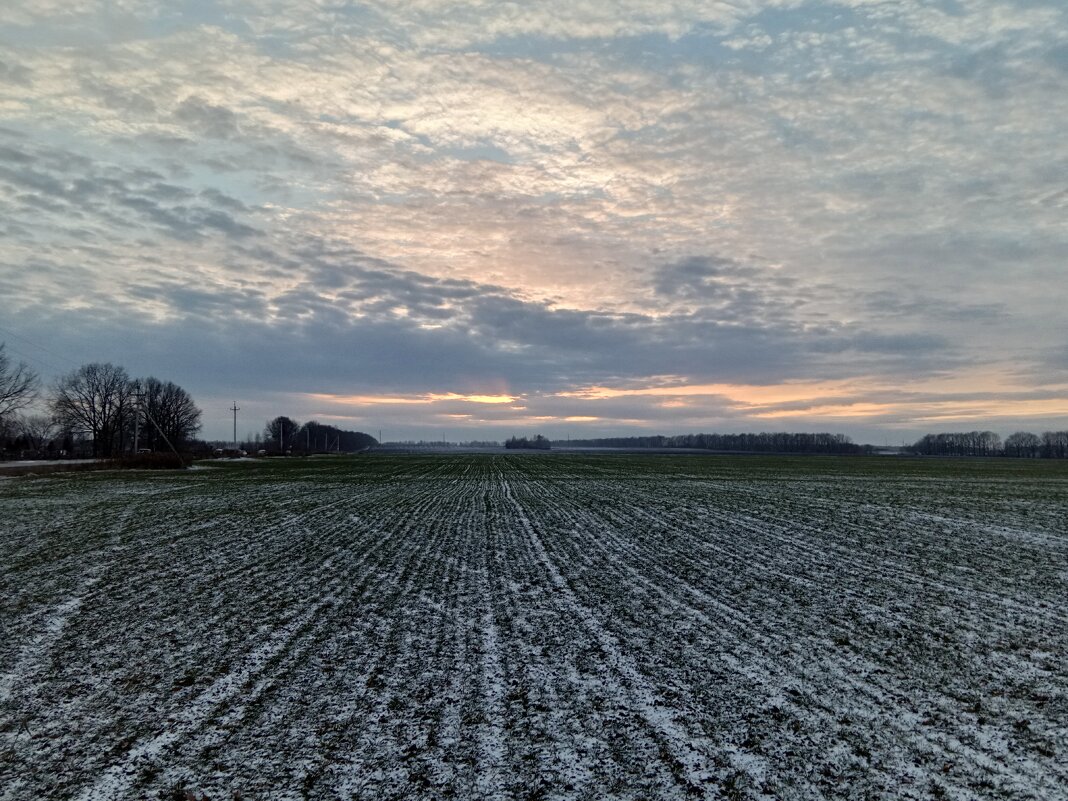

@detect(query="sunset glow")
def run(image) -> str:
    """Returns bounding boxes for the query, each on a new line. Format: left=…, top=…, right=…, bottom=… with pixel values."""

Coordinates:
left=309, top=393, right=518, bottom=407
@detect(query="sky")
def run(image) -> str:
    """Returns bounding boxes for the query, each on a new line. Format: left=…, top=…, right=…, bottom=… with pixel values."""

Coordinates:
left=1, top=0, right=1066, bottom=444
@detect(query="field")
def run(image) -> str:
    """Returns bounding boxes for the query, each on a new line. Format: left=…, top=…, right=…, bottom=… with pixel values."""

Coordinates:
left=1, top=453, right=1066, bottom=800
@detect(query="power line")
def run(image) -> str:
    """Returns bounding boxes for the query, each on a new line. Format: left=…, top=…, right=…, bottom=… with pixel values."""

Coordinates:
left=0, top=323, right=81, bottom=369
left=0, top=340, right=68, bottom=376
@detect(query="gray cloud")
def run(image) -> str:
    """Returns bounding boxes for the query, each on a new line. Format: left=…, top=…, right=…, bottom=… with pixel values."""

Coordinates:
left=653, top=256, right=764, bottom=297
left=0, top=135, right=258, bottom=244
left=1046, top=42, right=1068, bottom=72
left=863, top=290, right=1007, bottom=323
left=173, top=95, right=241, bottom=139
left=80, top=76, right=157, bottom=114
left=0, top=58, right=32, bottom=87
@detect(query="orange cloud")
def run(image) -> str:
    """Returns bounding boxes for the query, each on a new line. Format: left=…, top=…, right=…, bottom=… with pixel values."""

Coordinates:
left=556, top=379, right=862, bottom=407
left=308, top=391, right=517, bottom=406
left=556, top=371, right=1068, bottom=423
left=753, top=396, right=1068, bottom=421
left=750, top=402, right=901, bottom=419
left=428, top=393, right=517, bottom=404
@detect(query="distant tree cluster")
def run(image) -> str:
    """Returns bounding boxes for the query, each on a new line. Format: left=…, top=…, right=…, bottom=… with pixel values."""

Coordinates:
left=567, top=432, right=865, bottom=454
left=379, top=440, right=456, bottom=449
left=0, top=414, right=72, bottom=461
left=1003, top=432, right=1042, bottom=458
left=1036, top=431, right=1068, bottom=459
left=377, top=439, right=503, bottom=448
left=0, top=343, right=48, bottom=457
left=505, top=435, right=551, bottom=450
left=910, top=431, right=1002, bottom=457
left=255, top=417, right=377, bottom=453
left=49, top=364, right=201, bottom=458
left=911, top=430, right=1068, bottom=458
left=0, top=345, right=202, bottom=461
left=0, top=343, right=38, bottom=423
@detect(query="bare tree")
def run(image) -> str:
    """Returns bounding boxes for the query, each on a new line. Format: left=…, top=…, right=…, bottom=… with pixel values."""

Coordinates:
left=19, top=414, right=57, bottom=454
left=1004, top=431, right=1041, bottom=458
left=51, top=363, right=134, bottom=457
left=139, top=377, right=202, bottom=449
left=1042, top=431, right=1068, bottom=459
left=265, top=416, right=300, bottom=452
left=913, top=431, right=1002, bottom=457
left=0, top=343, right=39, bottom=422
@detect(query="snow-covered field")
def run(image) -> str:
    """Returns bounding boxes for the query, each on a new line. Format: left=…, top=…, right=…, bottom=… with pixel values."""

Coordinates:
left=1, top=454, right=1065, bottom=800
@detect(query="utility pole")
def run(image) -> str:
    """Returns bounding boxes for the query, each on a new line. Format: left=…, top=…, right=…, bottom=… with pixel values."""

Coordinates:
left=133, top=382, right=143, bottom=453
left=230, top=402, right=240, bottom=450
left=141, top=401, right=185, bottom=468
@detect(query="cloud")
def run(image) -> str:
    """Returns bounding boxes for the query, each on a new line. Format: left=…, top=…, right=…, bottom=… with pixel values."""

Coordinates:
left=173, top=95, right=240, bottom=139
left=653, top=255, right=764, bottom=297
left=1046, top=42, right=1068, bottom=72
left=0, top=134, right=259, bottom=250
left=0, top=0, right=1065, bottom=439
left=0, top=58, right=33, bottom=87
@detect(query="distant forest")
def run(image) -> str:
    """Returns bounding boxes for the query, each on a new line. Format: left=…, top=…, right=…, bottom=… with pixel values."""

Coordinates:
left=243, top=417, right=377, bottom=453
left=910, top=430, right=1068, bottom=458
left=567, top=432, right=864, bottom=454
left=505, top=435, right=552, bottom=450
left=555, top=430, right=1068, bottom=458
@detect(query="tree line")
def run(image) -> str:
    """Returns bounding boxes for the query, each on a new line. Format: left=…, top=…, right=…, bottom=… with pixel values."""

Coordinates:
left=911, top=431, right=1068, bottom=458
left=244, top=416, right=377, bottom=453
left=505, top=435, right=551, bottom=450
left=0, top=344, right=202, bottom=459
left=566, top=432, right=866, bottom=454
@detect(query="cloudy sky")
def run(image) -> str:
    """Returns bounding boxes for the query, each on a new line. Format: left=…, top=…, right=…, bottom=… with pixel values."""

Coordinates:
left=2, top=0, right=1066, bottom=443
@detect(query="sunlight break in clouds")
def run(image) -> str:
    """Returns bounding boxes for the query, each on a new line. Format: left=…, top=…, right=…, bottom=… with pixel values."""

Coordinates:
left=0, top=0, right=1066, bottom=440
left=309, top=392, right=518, bottom=406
